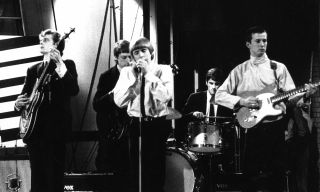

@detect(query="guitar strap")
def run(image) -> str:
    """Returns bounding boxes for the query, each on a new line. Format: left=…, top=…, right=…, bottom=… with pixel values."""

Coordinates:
left=270, top=60, right=281, bottom=93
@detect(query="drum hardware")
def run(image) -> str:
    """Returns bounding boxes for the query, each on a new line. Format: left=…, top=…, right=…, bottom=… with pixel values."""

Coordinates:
left=233, top=123, right=243, bottom=174
left=205, top=116, right=233, bottom=120
left=166, top=107, right=182, bottom=120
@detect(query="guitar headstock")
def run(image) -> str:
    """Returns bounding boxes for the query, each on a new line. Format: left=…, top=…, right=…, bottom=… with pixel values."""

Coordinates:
left=61, top=28, right=75, bottom=41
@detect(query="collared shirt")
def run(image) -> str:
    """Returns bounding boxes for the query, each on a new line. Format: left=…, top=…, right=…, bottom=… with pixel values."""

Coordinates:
left=215, top=54, right=296, bottom=110
left=113, top=63, right=173, bottom=118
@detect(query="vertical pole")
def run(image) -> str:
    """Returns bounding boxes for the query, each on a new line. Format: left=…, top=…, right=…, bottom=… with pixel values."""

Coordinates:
left=111, top=0, right=118, bottom=42
left=120, top=0, right=123, bottom=39
left=18, top=0, right=26, bottom=35
left=169, top=0, right=175, bottom=129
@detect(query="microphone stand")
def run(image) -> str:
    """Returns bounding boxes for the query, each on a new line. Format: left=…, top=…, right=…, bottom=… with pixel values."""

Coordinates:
left=138, top=70, right=144, bottom=192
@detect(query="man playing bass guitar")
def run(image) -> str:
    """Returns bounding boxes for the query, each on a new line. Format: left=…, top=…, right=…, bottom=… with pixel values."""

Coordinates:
left=14, top=29, right=79, bottom=192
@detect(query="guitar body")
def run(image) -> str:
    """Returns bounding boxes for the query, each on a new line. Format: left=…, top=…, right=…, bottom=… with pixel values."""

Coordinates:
left=236, top=93, right=283, bottom=128
left=19, top=90, right=45, bottom=141
left=18, top=28, right=75, bottom=142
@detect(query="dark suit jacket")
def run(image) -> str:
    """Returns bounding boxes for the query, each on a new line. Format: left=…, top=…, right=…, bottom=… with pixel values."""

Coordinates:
left=20, top=60, right=79, bottom=142
left=183, top=91, right=234, bottom=122
left=93, top=65, right=129, bottom=140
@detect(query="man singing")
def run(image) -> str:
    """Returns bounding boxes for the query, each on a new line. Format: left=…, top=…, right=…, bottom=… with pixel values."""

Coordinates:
left=113, top=37, right=172, bottom=192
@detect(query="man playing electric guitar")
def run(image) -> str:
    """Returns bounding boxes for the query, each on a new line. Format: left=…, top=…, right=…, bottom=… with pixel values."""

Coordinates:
left=14, top=29, right=79, bottom=192
left=215, top=26, right=317, bottom=192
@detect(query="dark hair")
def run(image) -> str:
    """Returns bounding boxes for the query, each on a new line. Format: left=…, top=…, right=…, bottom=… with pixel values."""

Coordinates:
left=39, top=29, right=65, bottom=56
left=245, top=26, right=267, bottom=43
left=113, top=40, right=130, bottom=58
left=206, top=68, right=224, bottom=84
left=130, top=37, right=154, bottom=59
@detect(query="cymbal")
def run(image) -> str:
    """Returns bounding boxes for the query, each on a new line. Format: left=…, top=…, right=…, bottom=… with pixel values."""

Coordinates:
left=166, top=107, right=182, bottom=120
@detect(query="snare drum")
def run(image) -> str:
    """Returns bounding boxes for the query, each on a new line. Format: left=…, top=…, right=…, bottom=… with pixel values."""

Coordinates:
left=187, top=121, right=222, bottom=153
left=164, top=147, right=203, bottom=192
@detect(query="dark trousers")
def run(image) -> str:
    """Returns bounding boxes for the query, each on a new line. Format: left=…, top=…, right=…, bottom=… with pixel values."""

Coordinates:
left=95, top=135, right=130, bottom=173
left=242, top=119, right=287, bottom=192
left=27, top=140, right=65, bottom=192
left=127, top=117, right=171, bottom=192
left=287, top=136, right=310, bottom=192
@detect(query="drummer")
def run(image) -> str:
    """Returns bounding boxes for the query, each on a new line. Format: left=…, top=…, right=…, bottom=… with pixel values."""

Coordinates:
left=180, top=68, right=235, bottom=191
left=183, top=67, right=233, bottom=123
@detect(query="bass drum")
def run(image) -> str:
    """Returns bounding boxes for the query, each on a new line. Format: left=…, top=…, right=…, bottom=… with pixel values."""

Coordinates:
left=164, top=147, right=203, bottom=192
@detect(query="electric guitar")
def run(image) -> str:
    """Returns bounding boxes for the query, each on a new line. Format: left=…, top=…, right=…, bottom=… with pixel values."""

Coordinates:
left=236, top=81, right=320, bottom=129
left=19, top=28, right=75, bottom=141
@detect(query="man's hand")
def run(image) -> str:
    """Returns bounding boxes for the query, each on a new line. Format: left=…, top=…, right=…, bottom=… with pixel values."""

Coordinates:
left=192, top=111, right=205, bottom=119
left=134, top=59, right=148, bottom=75
left=274, top=102, right=286, bottom=114
left=15, top=93, right=30, bottom=110
left=239, top=96, right=259, bottom=108
left=304, top=83, right=318, bottom=98
left=49, top=48, right=63, bottom=67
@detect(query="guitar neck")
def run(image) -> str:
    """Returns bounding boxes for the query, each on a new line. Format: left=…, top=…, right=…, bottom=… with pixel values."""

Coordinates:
left=271, top=81, right=320, bottom=103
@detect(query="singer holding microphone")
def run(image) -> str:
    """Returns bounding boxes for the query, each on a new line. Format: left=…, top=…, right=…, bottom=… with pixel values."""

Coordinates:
left=113, top=37, right=173, bottom=192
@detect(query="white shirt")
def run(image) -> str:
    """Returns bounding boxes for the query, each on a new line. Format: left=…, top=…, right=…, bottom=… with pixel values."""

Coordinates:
left=113, top=64, right=173, bottom=117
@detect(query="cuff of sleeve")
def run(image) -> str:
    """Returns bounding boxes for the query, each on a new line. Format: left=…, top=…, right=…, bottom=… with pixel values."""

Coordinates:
left=14, top=103, right=21, bottom=111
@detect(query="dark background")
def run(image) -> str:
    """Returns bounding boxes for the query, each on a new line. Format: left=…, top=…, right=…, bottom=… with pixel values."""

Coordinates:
left=156, top=0, right=319, bottom=112
left=156, top=0, right=319, bottom=190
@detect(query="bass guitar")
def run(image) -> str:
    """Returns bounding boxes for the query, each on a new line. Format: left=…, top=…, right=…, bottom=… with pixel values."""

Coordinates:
left=236, top=81, right=320, bottom=129
left=19, top=28, right=75, bottom=141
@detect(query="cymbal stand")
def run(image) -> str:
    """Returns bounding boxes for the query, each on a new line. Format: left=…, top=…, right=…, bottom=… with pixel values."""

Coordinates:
left=233, top=122, right=242, bottom=174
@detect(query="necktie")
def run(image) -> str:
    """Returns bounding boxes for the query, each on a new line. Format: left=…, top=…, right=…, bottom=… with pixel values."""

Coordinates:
left=209, top=95, right=215, bottom=117
left=140, top=75, right=146, bottom=117
left=209, top=103, right=214, bottom=117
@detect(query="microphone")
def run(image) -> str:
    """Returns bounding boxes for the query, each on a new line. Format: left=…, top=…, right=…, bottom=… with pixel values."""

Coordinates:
left=137, top=66, right=141, bottom=73
left=170, top=63, right=179, bottom=75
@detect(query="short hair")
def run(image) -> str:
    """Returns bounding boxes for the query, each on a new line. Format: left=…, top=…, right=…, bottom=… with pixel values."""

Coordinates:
left=206, top=68, right=224, bottom=84
left=130, top=37, right=154, bottom=59
left=39, top=29, right=65, bottom=56
left=113, top=40, right=130, bottom=58
left=245, top=26, right=267, bottom=43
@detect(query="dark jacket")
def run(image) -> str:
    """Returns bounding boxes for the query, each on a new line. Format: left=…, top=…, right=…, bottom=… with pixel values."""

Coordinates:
left=20, top=60, right=79, bottom=142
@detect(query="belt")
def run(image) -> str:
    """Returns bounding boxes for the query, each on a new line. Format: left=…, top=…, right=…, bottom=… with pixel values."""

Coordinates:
left=132, top=116, right=166, bottom=122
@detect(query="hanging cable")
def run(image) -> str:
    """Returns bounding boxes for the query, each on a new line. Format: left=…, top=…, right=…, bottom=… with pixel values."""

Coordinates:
left=50, top=0, right=58, bottom=30
left=111, top=0, right=118, bottom=42
left=68, top=0, right=111, bottom=171
left=74, top=0, right=119, bottom=171
left=130, top=0, right=140, bottom=41
left=108, top=8, right=113, bottom=69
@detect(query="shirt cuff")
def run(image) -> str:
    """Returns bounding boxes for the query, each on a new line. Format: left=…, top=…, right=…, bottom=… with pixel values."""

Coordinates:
left=55, top=63, right=67, bottom=78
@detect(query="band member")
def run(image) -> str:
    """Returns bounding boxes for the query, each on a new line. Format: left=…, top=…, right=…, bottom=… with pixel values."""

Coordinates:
left=182, top=68, right=234, bottom=192
left=215, top=26, right=316, bottom=191
left=183, top=68, right=233, bottom=122
left=14, top=29, right=79, bottom=192
left=93, top=40, right=131, bottom=174
left=113, top=37, right=172, bottom=192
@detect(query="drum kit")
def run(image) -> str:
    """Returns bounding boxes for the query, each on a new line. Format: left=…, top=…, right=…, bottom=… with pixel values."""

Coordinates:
left=165, top=110, right=242, bottom=192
